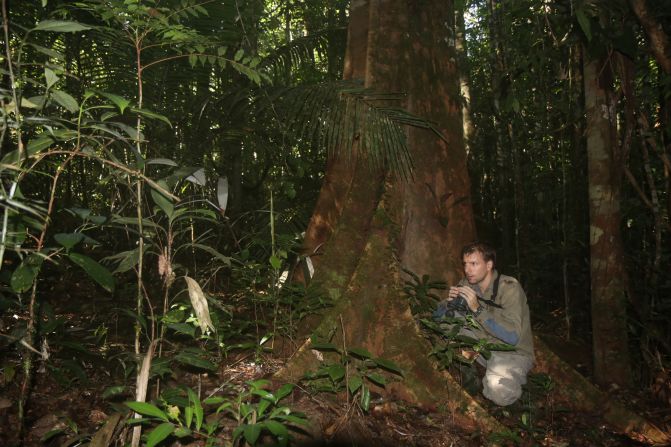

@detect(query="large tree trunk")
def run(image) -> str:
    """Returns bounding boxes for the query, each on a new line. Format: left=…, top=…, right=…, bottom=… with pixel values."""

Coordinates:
left=583, top=49, right=632, bottom=387
left=282, top=0, right=497, bottom=431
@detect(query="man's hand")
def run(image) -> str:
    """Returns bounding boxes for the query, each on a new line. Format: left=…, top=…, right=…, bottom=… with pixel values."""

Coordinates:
left=449, top=286, right=479, bottom=312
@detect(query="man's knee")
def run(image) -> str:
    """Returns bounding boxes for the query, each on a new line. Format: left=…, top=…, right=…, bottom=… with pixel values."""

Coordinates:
left=483, top=375, right=523, bottom=406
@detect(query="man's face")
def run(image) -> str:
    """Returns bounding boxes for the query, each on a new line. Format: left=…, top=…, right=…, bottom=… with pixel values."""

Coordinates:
left=463, top=251, right=493, bottom=286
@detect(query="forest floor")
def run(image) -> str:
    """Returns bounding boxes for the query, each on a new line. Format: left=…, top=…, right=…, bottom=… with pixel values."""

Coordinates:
left=1, top=279, right=670, bottom=447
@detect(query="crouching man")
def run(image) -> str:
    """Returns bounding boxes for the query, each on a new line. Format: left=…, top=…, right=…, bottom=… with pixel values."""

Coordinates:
left=438, top=242, right=534, bottom=406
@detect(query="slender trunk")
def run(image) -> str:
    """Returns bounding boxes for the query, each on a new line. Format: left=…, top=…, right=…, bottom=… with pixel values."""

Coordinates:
left=628, top=0, right=671, bottom=75
left=583, top=48, right=632, bottom=387
left=455, top=6, right=474, bottom=154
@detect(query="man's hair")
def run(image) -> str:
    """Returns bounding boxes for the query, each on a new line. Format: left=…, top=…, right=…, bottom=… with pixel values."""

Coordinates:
left=461, top=241, right=496, bottom=267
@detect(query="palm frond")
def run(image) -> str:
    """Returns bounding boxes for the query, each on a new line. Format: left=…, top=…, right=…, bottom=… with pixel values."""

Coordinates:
left=259, top=28, right=347, bottom=77
left=259, top=81, right=447, bottom=180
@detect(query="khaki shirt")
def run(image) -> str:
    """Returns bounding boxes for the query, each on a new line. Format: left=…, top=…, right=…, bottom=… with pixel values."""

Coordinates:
left=459, top=270, right=534, bottom=360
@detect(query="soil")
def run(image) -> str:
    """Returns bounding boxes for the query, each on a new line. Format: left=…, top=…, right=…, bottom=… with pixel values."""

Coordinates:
left=0, top=279, right=669, bottom=447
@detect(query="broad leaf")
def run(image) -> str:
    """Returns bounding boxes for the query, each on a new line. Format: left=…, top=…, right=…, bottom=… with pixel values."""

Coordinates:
left=150, top=185, right=174, bottom=219
left=125, top=402, right=169, bottom=421
left=576, top=9, right=592, bottom=42
left=97, top=91, right=131, bottom=113
left=185, top=167, right=206, bottom=186
left=243, top=423, right=262, bottom=445
left=187, top=388, right=203, bottom=431
left=34, top=20, right=93, bottom=32
left=54, top=232, right=85, bottom=250
left=68, top=253, right=115, bottom=293
left=146, top=422, right=174, bottom=447
left=44, top=67, right=59, bottom=89
left=275, top=383, right=294, bottom=401
left=184, top=276, right=215, bottom=333
left=51, top=89, right=79, bottom=113
left=372, top=358, right=404, bottom=376
left=130, top=107, right=172, bottom=127
left=310, top=341, right=339, bottom=352
left=264, top=420, right=288, bottom=446
left=365, top=372, right=386, bottom=387
left=10, top=254, right=44, bottom=293
left=327, top=364, right=346, bottom=382
left=174, top=350, right=217, bottom=372
left=347, top=347, right=373, bottom=359
left=360, top=384, right=371, bottom=411
left=348, top=375, right=363, bottom=394
left=110, top=248, right=141, bottom=274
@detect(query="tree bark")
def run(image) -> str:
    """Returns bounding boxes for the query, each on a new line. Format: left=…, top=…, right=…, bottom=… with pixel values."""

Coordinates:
left=582, top=49, right=632, bottom=387
left=282, top=0, right=491, bottom=430
left=628, top=0, right=671, bottom=75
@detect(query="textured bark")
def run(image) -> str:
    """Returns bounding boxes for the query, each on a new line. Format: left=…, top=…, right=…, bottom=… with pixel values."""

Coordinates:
left=628, top=0, right=671, bottom=75
left=282, top=0, right=491, bottom=432
left=456, top=7, right=475, bottom=155
left=583, top=50, right=632, bottom=387
left=298, top=0, right=369, bottom=278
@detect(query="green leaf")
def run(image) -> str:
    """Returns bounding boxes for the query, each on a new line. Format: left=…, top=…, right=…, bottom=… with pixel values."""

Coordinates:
left=174, top=351, right=217, bottom=371
left=348, top=375, right=363, bottom=394
left=366, top=372, right=386, bottom=387
left=372, top=358, right=404, bottom=376
left=150, top=184, right=174, bottom=219
left=33, top=20, right=93, bottom=32
left=203, top=396, right=227, bottom=405
left=10, top=254, right=44, bottom=293
left=360, top=384, right=371, bottom=412
left=275, top=414, right=309, bottom=426
left=264, top=420, right=288, bottom=446
left=184, top=405, right=193, bottom=429
left=257, top=398, right=271, bottom=417
left=165, top=323, right=196, bottom=337
left=187, top=388, right=203, bottom=431
left=269, top=255, right=281, bottom=270
left=21, top=96, right=46, bottom=109
left=347, top=347, right=373, bottom=359
left=68, top=253, right=115, bottom=293
left=125, top=402, right=169, bottom=421
left=310, top=341, right=339, bottom=352
left=243, top=423, right=262, bottom=445
left=146, top=422, right=174, bottom=447
left=51, top=89, right=79, bottom=113
left=111, top=248, right=141, bottom=274
left=130, top=107, right=172, bottom=127
left=576, top=9, right=591, bottom=42
left=97, top=91, right=131, bottom=113
left=28, top=43, right=64, bottom=59
left=173, top=426, right=192, bottom=438
left=44, top=67, right=59, bottom=89
left=275, top=383, right=294, bottom=401
left=54, top=232, right=85, bottom=250
left=234, top=48, right=244, bottom=61
left=327, top=364, right=346, bottom=382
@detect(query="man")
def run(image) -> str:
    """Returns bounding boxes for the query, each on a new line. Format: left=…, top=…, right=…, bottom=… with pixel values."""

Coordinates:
left=437, top=242, right=534, bottom=406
